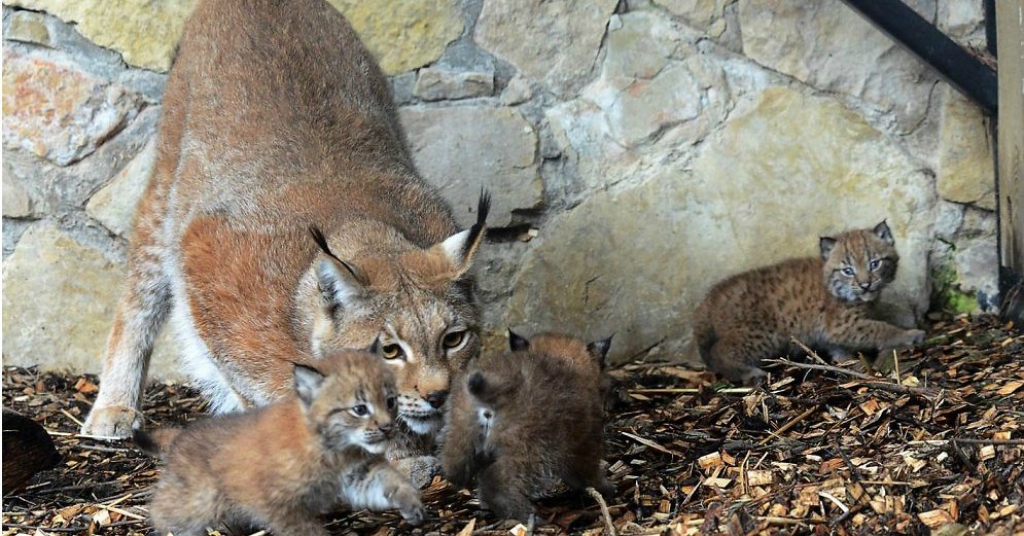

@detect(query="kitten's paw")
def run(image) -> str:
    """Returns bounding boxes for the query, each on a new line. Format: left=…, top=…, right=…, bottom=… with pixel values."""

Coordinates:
left=902, top=329, right=926, bottom=346
left=389, top=485, right=425, bottom=525
left=741, top=367, right=768, bottom=386
left=81, top=405, right=139, bottom=439
left=393, top=455, right=440, bottom=489
left=594, top=478, right=616, bottom=500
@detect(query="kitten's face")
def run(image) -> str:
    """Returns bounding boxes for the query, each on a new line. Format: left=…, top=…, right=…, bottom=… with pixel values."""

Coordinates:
left=820, top=222, right=899, bottom=303
left=319, top=378, right=398, bottom=454
left=295, top=352, right=399, bottom=454
left=463, top=369, right=519, bottom=439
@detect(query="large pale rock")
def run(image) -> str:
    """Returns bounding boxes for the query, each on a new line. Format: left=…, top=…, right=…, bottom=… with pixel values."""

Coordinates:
left=86, top=138, right=156, bottom=237
left=501, top=74, right=533, bottom=106
left=400, top=106, right=541, bottom=228
left=545, top=11, right=729, bottom=190
left=937, top=87, right=995, bottom=209
left=939, top=0, right=984, bottom=36
left=2, top=106, right=159, bottom=217
left=653, top=0, right=727, bottom=30
left=953, top=207, right=999, bottom=310
left=578, top=13, right=714, bottom=148
left=507, top=86, right=936, bottom=364
left=2, top=48, right=142, bottom=166
left=475, top=0, right=618, bottom=97
left=4, top=0, right=196, bottom=72
left=2, top=165, right=34, bottom=218
left=4, top=10, right=52, bottom=47
left=739, top=0, right=938, bottom=130
left=413, top=68, right=494, bottom=101
left=329, top=0, right=463, bottom=75
left=2, top=224, right=178, bottom=379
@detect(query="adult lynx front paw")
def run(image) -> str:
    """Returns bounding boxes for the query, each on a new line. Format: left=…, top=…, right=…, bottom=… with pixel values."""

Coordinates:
left=81, top=405, right=138, bottom=439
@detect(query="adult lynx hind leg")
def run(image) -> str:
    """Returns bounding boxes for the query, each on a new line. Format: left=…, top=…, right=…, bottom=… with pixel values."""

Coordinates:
left=81, top=70, right=187, bottom=439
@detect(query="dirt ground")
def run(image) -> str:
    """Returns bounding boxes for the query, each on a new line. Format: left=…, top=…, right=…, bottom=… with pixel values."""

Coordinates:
left=3, top=314, right=1023, bottom=536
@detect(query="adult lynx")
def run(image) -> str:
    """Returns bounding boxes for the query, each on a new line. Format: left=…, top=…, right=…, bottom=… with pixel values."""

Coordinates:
left=82, top=0, right=488, bottom=482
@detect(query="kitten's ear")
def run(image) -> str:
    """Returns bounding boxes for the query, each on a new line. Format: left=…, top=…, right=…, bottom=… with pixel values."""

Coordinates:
left=430, top=191, right=491, bottom=280
left=508, top=328, right=530, bottom=352
left=587, top=334, right=614, bottom=368
left=467, top=371, right=488, bottom=397
left=310, top=226, right=367, bottom=309
left=819, top=236, right=837, bottom=260
left=293, top=363, right=325, bottom=409
left=873, top=220, right=895, bottom=245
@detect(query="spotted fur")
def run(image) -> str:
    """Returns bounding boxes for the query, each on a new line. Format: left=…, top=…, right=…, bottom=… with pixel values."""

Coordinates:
left=694, top=222, right=924, bottom=384
left=136, top=350, right=423, bottom=536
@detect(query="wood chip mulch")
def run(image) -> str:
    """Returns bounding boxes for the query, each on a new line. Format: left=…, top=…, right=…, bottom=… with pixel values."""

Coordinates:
left=3, top=314, right=1022, bottom=536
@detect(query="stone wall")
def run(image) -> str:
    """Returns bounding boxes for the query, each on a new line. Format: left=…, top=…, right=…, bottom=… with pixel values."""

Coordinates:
left=2, top=0, right=999, bottom=376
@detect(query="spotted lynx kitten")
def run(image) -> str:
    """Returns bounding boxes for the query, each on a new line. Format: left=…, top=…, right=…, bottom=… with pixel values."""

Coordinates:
left=134, top=349, right=424, bottom=536
left=441, top=331, right=614, bottom=521
left=694, top=221, right=925, bottom=384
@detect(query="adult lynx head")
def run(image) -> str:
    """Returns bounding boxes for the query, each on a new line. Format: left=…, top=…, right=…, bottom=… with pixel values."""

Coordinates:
left=305, top=195, right=490, bottom=435
left=819, top=221, right=899, bottom=304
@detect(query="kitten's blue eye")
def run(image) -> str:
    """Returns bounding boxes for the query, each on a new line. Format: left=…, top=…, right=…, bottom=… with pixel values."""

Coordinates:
left=351, top=404, right=369, bottom=417
left=841, top=267, right=855, bottom=276
left=868, top=259, right=881, bottom=271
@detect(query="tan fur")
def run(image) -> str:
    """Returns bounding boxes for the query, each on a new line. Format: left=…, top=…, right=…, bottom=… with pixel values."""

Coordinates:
left=441, top=332, right=614, bottom=521
left=82, top=0, right=487, bottom=485
left=137, top=350, right=424, bottom=536
left=694, top=222, right=925, bottom=384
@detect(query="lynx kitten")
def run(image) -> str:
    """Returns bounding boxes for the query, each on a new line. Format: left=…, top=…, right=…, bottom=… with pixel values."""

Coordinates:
left=694, top=221, right=925, bottom=384
left=135, top=349, right=424, bottom=536
left=441, top=331, right=614, bottom=521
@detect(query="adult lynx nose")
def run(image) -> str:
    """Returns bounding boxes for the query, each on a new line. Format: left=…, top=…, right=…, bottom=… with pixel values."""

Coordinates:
left=425, top=390, right=448, bottom=408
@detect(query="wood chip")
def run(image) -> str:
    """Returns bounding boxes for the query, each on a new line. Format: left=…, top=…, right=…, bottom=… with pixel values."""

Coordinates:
left=918, top=509, right=955, bottom=528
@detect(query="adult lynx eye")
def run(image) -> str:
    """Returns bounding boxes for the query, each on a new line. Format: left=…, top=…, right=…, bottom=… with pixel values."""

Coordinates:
left=442, top=330, right=466, bottom=349
left=381, top=344, right=403, bottom=360
left=350, top=404, right=369, bottom=417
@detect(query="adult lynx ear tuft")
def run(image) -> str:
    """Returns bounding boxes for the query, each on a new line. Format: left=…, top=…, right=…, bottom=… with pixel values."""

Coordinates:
left=310, top=226, right=367, bottom=308
left=436, top=190, right=491, bottom=278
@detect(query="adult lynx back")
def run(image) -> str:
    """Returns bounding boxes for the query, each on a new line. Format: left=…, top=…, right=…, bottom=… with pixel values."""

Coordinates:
left=82, top=0, right=488, bottom=477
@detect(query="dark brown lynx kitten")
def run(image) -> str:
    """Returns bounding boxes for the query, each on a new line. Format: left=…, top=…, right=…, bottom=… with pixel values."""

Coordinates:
left=135, top=349, right=424, bottom=536
left=694, top=221, right=925, bottom=384
left=441, top=331, right=614, bottom=521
